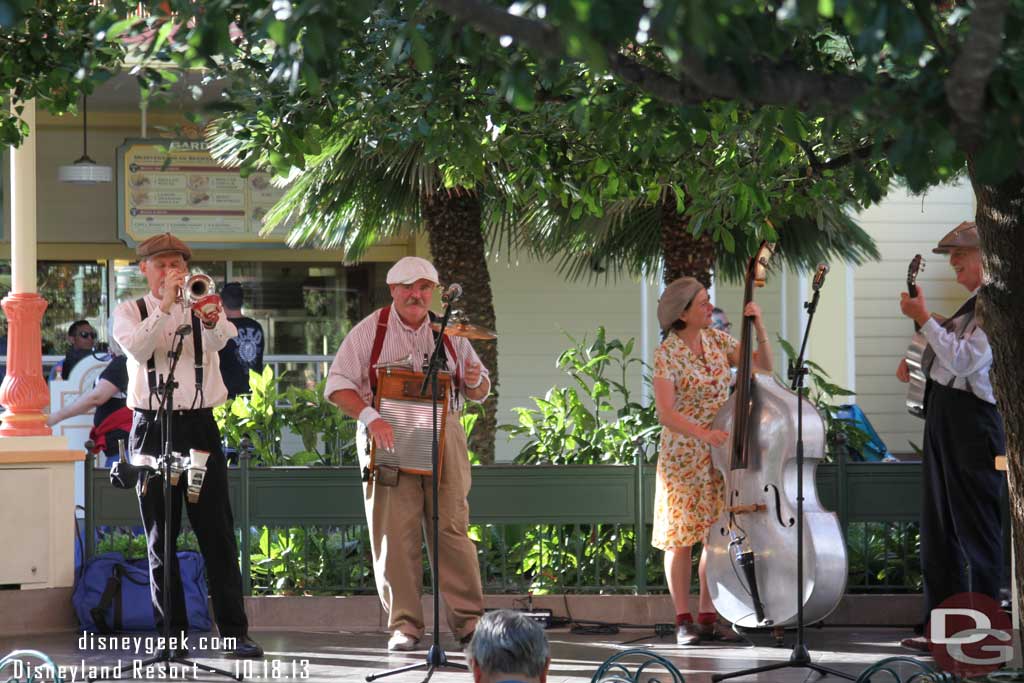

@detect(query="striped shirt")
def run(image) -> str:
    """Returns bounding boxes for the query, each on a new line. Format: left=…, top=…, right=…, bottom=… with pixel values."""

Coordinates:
left=324, top=305, right=489, bottom=413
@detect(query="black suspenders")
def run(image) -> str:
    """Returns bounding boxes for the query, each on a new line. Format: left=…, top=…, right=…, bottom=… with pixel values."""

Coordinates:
left=135, top=298, right=204, bottom=408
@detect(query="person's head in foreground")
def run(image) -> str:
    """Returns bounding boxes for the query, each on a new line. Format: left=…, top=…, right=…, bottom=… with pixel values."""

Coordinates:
left=466, top=610, right=551, bottom=683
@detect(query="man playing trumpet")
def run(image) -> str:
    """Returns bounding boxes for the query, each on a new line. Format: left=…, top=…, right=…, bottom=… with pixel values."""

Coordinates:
left=112, top=232, right=262, bottom=658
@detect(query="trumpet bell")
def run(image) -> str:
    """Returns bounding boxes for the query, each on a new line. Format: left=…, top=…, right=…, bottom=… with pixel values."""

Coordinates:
left=177, top=272, right=216, bottom=304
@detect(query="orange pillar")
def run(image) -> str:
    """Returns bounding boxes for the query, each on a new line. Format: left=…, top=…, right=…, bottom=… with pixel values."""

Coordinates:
left=0, top=98, right=51, bottom=436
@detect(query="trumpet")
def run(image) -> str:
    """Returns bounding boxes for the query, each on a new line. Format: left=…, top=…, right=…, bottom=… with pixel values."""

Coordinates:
left=176, top=272, right=216, bottom=305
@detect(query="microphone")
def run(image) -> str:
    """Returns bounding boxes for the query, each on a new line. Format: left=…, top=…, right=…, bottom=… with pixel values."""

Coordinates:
left=812, top=263, right=829, bottom=292
left=441, top=283, right=463, bottom=304
left=175, top=324, right=193, bottom=337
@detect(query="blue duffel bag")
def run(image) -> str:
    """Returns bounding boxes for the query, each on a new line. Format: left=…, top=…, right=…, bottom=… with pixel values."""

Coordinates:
left=72, top=551, right=212, bottom=633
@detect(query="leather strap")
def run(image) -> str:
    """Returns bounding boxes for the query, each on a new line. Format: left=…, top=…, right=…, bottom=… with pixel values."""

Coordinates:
left=368, top=307, right=391, bottom=396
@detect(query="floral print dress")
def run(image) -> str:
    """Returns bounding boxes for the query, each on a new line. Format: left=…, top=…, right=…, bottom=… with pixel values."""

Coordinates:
left=651, top=328, right=738, bottom=550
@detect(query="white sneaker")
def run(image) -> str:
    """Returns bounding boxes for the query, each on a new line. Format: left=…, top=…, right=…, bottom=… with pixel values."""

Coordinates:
left=387, top=631, right=420, bottom=652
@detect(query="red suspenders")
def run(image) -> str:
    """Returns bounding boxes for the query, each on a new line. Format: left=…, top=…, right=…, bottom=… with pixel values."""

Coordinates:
left=367, top=307, right=461, bottom=397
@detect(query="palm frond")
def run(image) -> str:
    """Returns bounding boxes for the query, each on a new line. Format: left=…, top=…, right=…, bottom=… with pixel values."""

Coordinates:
left=520, top=192, right=880, bottom=284
left=207, top=123, right=528, bottom=261
left=714, top=203, right=881, bottom=283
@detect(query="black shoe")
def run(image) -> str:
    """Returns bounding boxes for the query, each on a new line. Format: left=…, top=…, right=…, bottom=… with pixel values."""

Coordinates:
left=224, top=636, right=264, bottom=658
left=676, top=623, right=701, bottom=646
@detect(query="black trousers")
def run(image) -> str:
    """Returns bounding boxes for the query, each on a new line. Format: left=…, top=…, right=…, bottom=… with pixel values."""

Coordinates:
left=130, top=408, right=249, bottom=638
left=921, top=382, right=1006, bottom=620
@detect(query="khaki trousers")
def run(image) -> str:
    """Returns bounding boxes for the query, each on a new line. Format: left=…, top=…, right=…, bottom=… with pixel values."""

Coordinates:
left=357, top=418, right=483, bottom=640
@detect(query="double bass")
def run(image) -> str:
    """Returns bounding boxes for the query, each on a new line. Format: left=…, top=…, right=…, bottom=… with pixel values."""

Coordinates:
left=705, top=242, right=847, bottom=628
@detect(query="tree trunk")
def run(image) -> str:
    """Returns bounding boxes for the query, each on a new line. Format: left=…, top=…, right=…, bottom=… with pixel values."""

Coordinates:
left=422, top=189, right=498, bottom=465
left=969, top=165, right=1024, bottom=637
left=660, top=199, right=716, bottom=287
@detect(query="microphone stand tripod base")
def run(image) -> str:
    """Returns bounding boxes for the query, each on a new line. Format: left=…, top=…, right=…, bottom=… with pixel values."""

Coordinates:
left=366, top=644, right=468, bottom=683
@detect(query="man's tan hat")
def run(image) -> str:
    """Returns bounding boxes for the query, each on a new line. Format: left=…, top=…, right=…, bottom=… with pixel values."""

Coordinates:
left=386, top=256, right=439, bottom=285
left=137, top=232, right=192, bottom=260
left=657, top=276, right=704, bottom=331
left=933, top=221, right=979, bottom=254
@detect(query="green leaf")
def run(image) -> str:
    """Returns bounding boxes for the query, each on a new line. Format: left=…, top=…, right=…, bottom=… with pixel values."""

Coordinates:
left=720, top=229, right=736, bottom=252
left=409, top=29, right=433, bottom=72
left=268, top=20, right=288, bottom=46
left=781, top=109, right=805, bottom=142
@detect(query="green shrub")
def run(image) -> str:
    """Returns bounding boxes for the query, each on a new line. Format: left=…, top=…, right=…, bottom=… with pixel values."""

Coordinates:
left=214, top=366, right=357, bottom=466
left=501, top=327, right=659, bottom=465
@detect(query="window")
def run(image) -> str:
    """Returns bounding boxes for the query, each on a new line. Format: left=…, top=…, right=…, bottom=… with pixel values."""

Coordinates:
left=230, top=261, right=385, bottom=356
left=38, top=261, right=108, bottom=355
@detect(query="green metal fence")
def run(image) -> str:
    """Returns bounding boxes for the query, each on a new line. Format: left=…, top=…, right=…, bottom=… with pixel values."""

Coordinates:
left=84, top=453, right=928, bottom=594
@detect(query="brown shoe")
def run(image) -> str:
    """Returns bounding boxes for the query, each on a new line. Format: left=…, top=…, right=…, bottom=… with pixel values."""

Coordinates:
left=701, top=621, right=744, bottom=643
left=676, top=623, right=702, bottom=646
left=899, top=636, right=931, bottom=653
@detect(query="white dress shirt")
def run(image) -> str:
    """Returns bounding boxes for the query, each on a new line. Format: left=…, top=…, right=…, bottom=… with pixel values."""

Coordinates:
left=113, top=292, right=237, bottom=410
left=921, top=294, right=995, bottom=405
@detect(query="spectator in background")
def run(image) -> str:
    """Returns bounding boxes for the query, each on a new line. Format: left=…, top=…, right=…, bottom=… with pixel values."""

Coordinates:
left=712, top=308, right=738, bottom=388
left=50, top=320, right=98, bottom=381
left=218, top=282, right=264, bottom=398
left=711, top=307, right=731, bottom=333
left=47, top=339, right=130, bottom=468
left=465, top=610, right=551, bottom=683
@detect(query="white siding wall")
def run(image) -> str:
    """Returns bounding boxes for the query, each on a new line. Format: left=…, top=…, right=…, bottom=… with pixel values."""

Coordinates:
left=489, top=257, right=660, bottom=462
left=852, top=181, right=975, bottom=453
left=712, top=265, right=787, bottom=374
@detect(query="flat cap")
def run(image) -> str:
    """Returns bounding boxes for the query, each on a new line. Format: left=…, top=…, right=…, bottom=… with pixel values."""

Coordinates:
left=137, top=232, right=192, bottom=260
left=657, top=276, right=704, bottom=331
left=386, top=256, right=439, bottom=285
left=933, top=221, right=979, bottom=254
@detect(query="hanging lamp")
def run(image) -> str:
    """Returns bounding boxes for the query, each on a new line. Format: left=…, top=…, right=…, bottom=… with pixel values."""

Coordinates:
left=58, top=95, right=113, bottom=184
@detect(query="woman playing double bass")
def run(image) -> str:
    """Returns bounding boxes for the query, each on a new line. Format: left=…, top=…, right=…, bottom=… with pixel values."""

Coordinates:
left=652, top=276, right=773, bottom=645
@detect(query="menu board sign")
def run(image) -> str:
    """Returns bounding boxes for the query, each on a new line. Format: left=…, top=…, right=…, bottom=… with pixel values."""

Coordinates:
left=116, top=138, right=291, bottom=247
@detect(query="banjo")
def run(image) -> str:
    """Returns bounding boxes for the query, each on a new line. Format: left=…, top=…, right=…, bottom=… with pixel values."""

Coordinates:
left=904, top=254, right=927, bottom=418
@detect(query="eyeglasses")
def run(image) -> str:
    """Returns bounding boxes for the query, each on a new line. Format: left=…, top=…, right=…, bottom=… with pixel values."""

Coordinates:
left=78, top=331, right=97, bottom=339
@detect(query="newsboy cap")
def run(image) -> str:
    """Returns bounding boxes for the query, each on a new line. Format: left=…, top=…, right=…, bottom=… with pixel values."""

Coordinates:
left=386, top=256, right=439, bottom=285
left=136, top=232, right=192, bottom=260
left=933, top=221, right=979, bottom=254
left=657, top=276, right=704, bottom=332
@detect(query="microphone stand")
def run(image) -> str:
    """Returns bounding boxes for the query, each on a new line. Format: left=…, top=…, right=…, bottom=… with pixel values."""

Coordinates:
left=367, top=298, right=465, bottom=683
left=712, top=277, right=853, bottom=682
left=91, top=322, right=240, bottom=682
